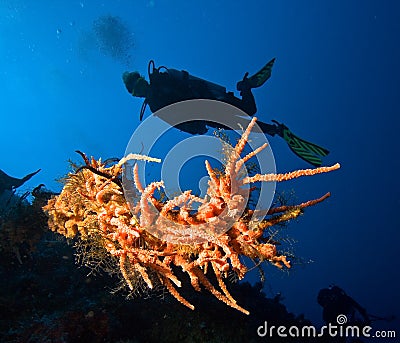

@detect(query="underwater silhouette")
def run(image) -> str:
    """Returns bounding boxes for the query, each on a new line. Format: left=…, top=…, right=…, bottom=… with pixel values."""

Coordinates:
left=123, top=60, right=330, bottom=166
left=318, top=285, right=371, bottom=326
left=0, top=168, right=40, bottom=195
left=318, top=285, right=372, bottom=343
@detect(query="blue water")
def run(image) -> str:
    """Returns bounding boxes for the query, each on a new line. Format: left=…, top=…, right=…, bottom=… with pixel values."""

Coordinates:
left=1, top=0, right=399, bottom=334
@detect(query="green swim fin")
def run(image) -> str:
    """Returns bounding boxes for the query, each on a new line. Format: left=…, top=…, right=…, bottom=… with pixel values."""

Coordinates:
left=272, top=120, right=330, bottom=167
left=237, top=58, right=276, bottom=91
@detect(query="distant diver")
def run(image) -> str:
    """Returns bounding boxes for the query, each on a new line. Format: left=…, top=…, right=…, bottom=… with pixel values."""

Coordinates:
left=318, top=285, right=371, bottom=327
left=123, top=59, right=329, bottom=166
left=0, top=169, right=41, bottom=195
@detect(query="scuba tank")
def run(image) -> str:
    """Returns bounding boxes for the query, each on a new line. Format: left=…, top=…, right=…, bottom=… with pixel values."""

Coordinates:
left=166, top=68, right=227, bottom=99
left=149, top=60, right=227, bottom=100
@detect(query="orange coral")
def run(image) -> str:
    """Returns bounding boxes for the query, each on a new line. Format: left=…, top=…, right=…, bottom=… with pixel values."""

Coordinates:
left=43, top=118, right=340, bottom=314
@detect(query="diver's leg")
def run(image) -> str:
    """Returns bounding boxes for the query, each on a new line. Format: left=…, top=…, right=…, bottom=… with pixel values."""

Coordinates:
left=239, top=88, right=257, bottom=116
left=256, top=119, right=279, bottom=137
left=221, top=89, right=257, bottom=116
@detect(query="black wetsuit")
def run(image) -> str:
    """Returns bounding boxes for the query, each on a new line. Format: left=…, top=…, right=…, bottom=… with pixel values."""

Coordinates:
left=148, top=68, right=255, bottom=111
left=145, top=68, right=277, bottom=136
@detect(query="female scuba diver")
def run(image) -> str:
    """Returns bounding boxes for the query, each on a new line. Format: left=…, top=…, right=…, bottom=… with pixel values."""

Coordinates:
left=122, top=59, right=329, bottom=167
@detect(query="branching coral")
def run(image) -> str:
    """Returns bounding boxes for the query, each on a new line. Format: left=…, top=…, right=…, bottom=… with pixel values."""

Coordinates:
left=43, top=117, right=340, bottom=314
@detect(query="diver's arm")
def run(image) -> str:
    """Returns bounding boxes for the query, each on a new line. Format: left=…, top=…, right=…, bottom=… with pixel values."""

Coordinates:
left=349, top=298, right=371, bottom=324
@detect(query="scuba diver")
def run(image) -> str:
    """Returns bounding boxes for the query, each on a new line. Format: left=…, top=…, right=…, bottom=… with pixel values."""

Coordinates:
left=123, top=59, right=329, bottom=166
left=318, top=285, right=371, bottom=327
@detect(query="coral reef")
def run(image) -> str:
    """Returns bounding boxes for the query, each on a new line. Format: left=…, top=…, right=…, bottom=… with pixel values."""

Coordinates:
left=0, top=185, right=53, bottom=263
left=0, top=247, right=318, bottom=343
left=43, top=118, right=340, bottom=314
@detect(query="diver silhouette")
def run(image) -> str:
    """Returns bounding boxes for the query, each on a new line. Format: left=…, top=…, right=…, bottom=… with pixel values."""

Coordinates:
left=318, top=285, right=396, bottom=343
left=318, top=285, right=371, bottom=326
left=123, top=59, right=329, bottom=166
left=318, top=285, right=371, bottom=343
